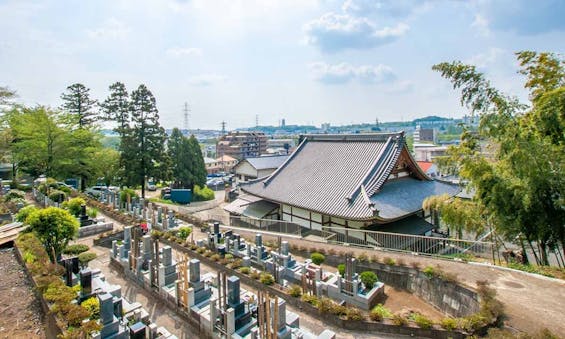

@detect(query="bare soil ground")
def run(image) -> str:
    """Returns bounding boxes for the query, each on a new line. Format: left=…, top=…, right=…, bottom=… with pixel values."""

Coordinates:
left=0, top=247, right=45, bottom=339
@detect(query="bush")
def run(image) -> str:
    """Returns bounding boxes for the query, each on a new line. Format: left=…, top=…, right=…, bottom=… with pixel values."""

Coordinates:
left=193, top=185, right=215, bottom=201
left=383, top=257, right=396, bottom=266
left=78, top=252, right=97, bottom=267
left=360, top=271, right=378, bottom=289
left=440, top=317, right=457, bottom=331
left=357, top=252, right=368, bottom=262
left=87, top=207, right=98, bottom=218
left=310, top=252, right=325, bottom=265
left=239, top=267, right=250, bottom=275
left=337, top=263, right=345, bottom=277
left=15, top=205, right=38, bottom=222
left=345, top=307, right=365, bottom=321
left=63, top=244, right=90, bottom=255
left=4, top=190, right=25, bottom=202
left=49, top=190, right=67, bottom=203
left=288, top=284, right=302, bottom=298
left=61, top=197, right=86, bottom=217
left=370, top=304, right=392, bottom=322
left=391, top=314, right=408, bottom=326
left=301, top=294, right=319, bottom=306
left=423, top=265, right=435, bottom=278
left=81, top=297, right=100, bottom=320
left=260, top=272, right=274, bottom=285
left=250, top=270, right=260, bottom=280
left=210, top=254, right=221, bottom=262
left=196, top=247, right=206, bottom=254
left=120, top=188, right=138, bottom=203
left=177, top=226, right=192, bottom=240
left=412, top=313, right=433, bottom=329
left=230, top=259, right=243, bottom=269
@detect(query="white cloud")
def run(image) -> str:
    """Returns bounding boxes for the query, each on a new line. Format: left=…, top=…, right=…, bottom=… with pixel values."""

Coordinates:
left=304, top=12, right=409, bottom=52
left=188, top=74, right=227, bottom=86
left=166, top=47, right=203, bottom=57
left=310, top=62, right=396, bottom=84
left=87, top=18, right=130, bottom=40
left=342, top=0, right=426, bottom=18
left=467, top=47, right=506, bottom=69
left=471, top=14, right=490, bottom=37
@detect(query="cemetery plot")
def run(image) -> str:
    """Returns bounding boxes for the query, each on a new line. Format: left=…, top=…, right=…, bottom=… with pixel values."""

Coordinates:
left=0, top=248, right=45, bottom=338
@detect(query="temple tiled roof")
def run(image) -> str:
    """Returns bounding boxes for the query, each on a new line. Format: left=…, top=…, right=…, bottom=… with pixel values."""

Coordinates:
left=241, top=132, right=459, bottom=221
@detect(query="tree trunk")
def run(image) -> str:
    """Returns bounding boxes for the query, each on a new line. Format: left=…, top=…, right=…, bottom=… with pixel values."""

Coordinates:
left=527, top=237, right=541, bottom=265
left=539, top=242, right=549, bottom=266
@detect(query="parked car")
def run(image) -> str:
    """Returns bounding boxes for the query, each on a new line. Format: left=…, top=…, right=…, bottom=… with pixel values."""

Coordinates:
left=85, top=185, right=107, bottom=198
left=55, top=182, right=75, bottom=190
left=160, top=187, right=171, bottom=200
left=147, top=182, right=156, bottom=191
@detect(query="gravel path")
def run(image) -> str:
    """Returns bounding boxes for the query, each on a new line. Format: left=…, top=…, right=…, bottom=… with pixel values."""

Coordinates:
left=0, top=248, right=45, bottom=339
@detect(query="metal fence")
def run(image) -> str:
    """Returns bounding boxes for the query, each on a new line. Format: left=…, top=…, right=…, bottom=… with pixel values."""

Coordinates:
left=203, top=214, right=495, bottom=259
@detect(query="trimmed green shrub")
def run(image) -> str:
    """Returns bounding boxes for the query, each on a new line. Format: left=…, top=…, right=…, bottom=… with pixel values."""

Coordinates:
left=423, top=265, right=435, bottom=278
left=440, top=317, right=457, bottom=331
left=15, top=205, right=38, bottom=222
left=345, top=307, right=365, bottom=321
left=392, top=314, right=408, bottom=326
left=49, top=189, right=67, bottom=202
left=360, top=271, right=378, bottom=289
left=337, top=264, right=345, bottom=277
left=357, top=252, right=368, bottom=262
left=177, top=226, right=192, bottom=240
left=239, top=267, right=250, bottom=275
left=310, top=252, right=325, bottom=265
left=260, top=272, right=274, bottom=285
left=383, top=257, right=396, bottom=266
left=210, top=254, right=221, bottom=262
left=250, top=270, right=260, bottom=280
left=370, top=304, right=392, bottom=322
left=288, top=284, right=302, bottom=298
left=300, top=294, right=319, bottom=306
left=412, top=313, right=433, bottom=329
left=78, top=252, right=97, bottom=267
left=61, top=197, right=86, bottom=217
left=4, top=190, right=25, bottom=202
left=87, top=207, right=98, bottom=218
left=63, top=244, right=90, bottom=255
left=81, top=297, right=100, bottom=320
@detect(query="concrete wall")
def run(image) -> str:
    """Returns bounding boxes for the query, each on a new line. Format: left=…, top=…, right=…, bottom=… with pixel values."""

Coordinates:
left=78, top=222, right=113, bottom=238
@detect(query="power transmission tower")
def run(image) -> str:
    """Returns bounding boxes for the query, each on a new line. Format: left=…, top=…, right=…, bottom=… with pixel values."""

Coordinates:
left=183, top=102, right=190, bottom=132
left=255, top=114, right=259, bottom=128
left=220, top=121, right=226, bottom=135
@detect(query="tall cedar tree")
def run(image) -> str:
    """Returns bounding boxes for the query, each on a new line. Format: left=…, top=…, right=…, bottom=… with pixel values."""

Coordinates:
left=167, top=128, right=206, bottom=189
left=100, top=82, right=130, bottom=135
left=61, top=83, right=98, bottom=128
left=123, top=84, right=167, bottom=198
left=431, top=51, right=565, bottom=265
left=188, top=134, right=207, bottom=188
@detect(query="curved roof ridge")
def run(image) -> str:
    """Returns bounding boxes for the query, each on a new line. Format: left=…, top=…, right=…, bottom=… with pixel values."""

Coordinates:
left=346, top=136, right=392, bottom=202
left=365, top=136, right=404, bottom=196
left=303, top=132, right=402, bottom=142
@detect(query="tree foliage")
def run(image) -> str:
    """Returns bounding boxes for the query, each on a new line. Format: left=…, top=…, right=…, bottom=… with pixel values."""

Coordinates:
left=431, top=51, right=565, bottom=265
left=26, top=207, right=79, bottom=262
left=120, top=84, right=168, bottom=197
left=60, top=83, right=98, bottom=128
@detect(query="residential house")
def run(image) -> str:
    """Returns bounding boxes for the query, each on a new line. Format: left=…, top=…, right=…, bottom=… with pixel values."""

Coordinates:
left=233, top=155, right=289, bottom=184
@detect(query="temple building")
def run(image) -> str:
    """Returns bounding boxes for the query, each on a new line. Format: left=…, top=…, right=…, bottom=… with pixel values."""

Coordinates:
left=225, top=133, right=459, bottom=237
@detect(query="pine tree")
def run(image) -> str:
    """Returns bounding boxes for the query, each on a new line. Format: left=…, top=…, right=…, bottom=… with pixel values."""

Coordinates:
left=61, top=83, right=98, bottom=128
left=123, top=84, right=167, bottom=197
left=187, top=134, right=207, bottom=188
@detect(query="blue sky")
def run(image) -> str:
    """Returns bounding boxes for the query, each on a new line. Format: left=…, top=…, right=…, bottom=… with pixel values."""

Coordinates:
left=1, top=0, right=565, bottom=130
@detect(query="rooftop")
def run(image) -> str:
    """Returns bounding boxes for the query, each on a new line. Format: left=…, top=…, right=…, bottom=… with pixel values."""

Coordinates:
left=242, top=132, right=459, bottom=221
left=235, top=155, right=289, bottom=171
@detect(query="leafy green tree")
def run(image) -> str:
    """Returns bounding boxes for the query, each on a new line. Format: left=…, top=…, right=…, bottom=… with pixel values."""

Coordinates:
left=359, top=271, right=378, bottom=289
left=91, top=147, right=120, bottom=186
left=121, top=84, right=167, bottom=197
left=187, top=134, right=207, bottom=188
left=61, top=83, right=98, bottom=128
left=26, top=207, right=79, bottom=262
left=432, top=51, right=565, bottom=265
left=167, top=128, right=190, bottom=188
left=4, top=106, right=68, bottom=177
